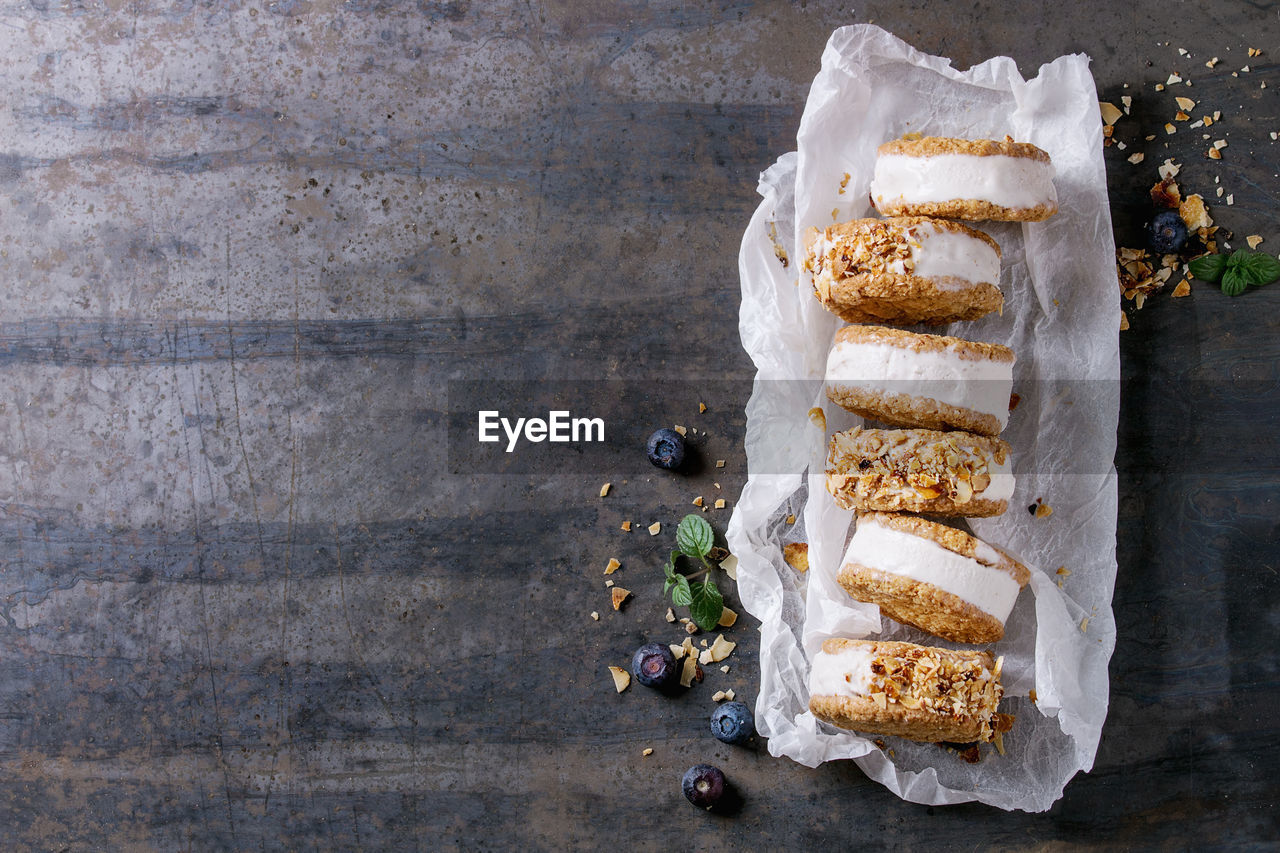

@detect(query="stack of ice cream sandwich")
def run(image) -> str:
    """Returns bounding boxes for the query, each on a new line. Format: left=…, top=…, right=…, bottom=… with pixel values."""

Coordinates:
left=802, top=135, right=1057, bottom=746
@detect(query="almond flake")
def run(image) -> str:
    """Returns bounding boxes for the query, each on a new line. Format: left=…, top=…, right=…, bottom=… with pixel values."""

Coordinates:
left=665, top=607, right=676, bottom=623
left=1213, top=139, right=1228, bottom=150
left=1216, top=186, right=1224, bottom=196
left=609, top=666, right=630, bottom=693
left=1175, top=110, right=1190, bottom=121
left=1172, top=280, right=1191, bottom=298
left=1242, top=65, right=1251, bottom=73
left=1164, top=123, right=1177, bottom=135
left=715, top=459, right=726, bottom=468
left=604, top=579, right=614, bottom=588
left=642, top=747, right=654, bottom=756
left=1116, top=141, right=1127, bottom=150
left=721, top=553, right=738, bottom=581
left=1128, top=152, right=1145, bottom=164
left=718, top=607, right=738, bottom=628
left=783, top=542, right=809, bottom=573
left=871, top=692, right=888, bottom=710
left=699, top=402, right=707, bottom=413
left=604, top=557, right=621, bottom=575
left=599, top=482, right=611, bottom=498
left=1178, top=47, right=1188, bottom=56
left=611, top=587, right=631, bottom=610
left=712, top=690, right=727, bottom=702
left=1175, top=96, right=1196, bottom=111
left=1099, top=101, right=1123, bottom=125
left=720, top=665, right=730, bottom=674
left=1203, top=115, right=1214, bottom=126
left=591, top=611, right=599, bottom=621
left=692, top=496, right=704, bottom=507
left=1227, top=194, right=1234, bottom=206
left=1158, top=158, right=1181, bottom=179
left=1247, top=235, right=1264, bottom=249
left=1206, top=57, right=1219, bottom=68
left=698, top=649, right=713, bottom=665
left=648, top=521, right=661, bottom=536
left=708, top=634, right=736, bottom=663
left=1214, top=111, right=1221, bottom=120
left=724, top=689, right=735, bottom=701
left=669, top=643, right=685, bottom=659
left=621, top=521, right=632, bottom=532
left=1190, top=120, right=1204, bottom=129
left=713, top=498, right=725, bottom=510
left=1166, top=73, right=1182, bottom=85
left=1121, top=95, right=1132, bottom=113
left=679, top=654, right=697, bottom=688
left=1154, top=83, right=1165, bottom=92
left=673, top=424, right=687, bottom=436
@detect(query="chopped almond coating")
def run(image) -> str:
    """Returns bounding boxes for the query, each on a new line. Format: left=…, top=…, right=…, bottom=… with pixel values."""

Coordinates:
left=608, top=666, right=630, bottom=693
left=863, top=646, right=1005, bottom=742
left=783, top=542, right=810, bottom=573
left=611, top=587, right=631, bottom=610
left=604, top=558, right=621, bottom=575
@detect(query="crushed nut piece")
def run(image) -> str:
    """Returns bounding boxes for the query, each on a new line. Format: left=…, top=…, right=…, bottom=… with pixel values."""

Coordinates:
left=718, top=607, right=738, bottom=628
left=721, top=553, right=738, bottom=581
left=707, top=634, right=737, bottom=663
left=591, top=611, right=599, bottom=621
left=1248, top=235, right=1264, bottom=249
left=665, top=607, right=676, bottom=623
left=679, top=654, right=697, bottom=687
left=599, top=482, right=611, bottom=498
left=684, top=621, right=699, bottom=635
left=669, top=643, right=685, bottom=659
left=714, top=498, right=726, bottom=509
left=611, top=587, right=631, bottom=610
left=698, top=648, right=713, bottom=666
left=1180, top=194, right=1212, bottom=230
left=605, top=579, right=614, bottom=588
left=725, top=689, right=735, bottom=701
left=621, top=521, right=632, bottom=532
left=1164, top=123, right=1177, bottom=135
left=1176, top=96, right=1196, bottom=111
left=1029, top=688, right=1038, bottom=703
left=720, top=665, right=730, bottom=674
left=1157, top=160, right=1181, bottom=181
left=1172, top=280, right=1191, bottom=297
left=783, top=542, right=810, bottom=573
left=1166, top=73, right=1182, bottom=85
left=642, top=747, right=653, bottom=756
left=692, top=496, right=704, bottom=507
left=808, top=406, right=827, bottom=432
left=1080, top=617, right=1091, bottom=633
left=648, top=521, right=661, bottom=536
left=1120, top=311, right=1130, bottom=331
left=1128, top=152, right=1145, bottom=164
left=609, top=666, right=630, bottom=693
left=1099, top=101, right=1122, bottom=125
left=785, top=513, right=796, bottom=525
left=604, top=558, right=621, bottom=575
left=1035, top=503, right=1054, bottom=519
left=1121, top=95, right=1132, bottom=113
left=712, top=690, right=727, bottom=702
left=699, top=402, right=707, bottom=413
left=1206, top=56, right=1219, bottom=68
left=715, top=459, right=725, bottom=468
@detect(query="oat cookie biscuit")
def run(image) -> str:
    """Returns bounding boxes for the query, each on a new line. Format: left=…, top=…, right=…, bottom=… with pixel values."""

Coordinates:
left=803, top=216, right=1003, bottom=325
left=836, top=512, right=1030, bottom=644
left=825, top=325, right=1015, bottom=437
left=825, top=427, right=1013, bottom=516
left=808, top=638, right=1005, bottom=743
left=870, top=136, right=1058, bottom=222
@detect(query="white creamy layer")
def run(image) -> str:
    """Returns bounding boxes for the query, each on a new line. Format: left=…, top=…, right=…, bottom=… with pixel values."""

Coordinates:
left=887, top=223, right=1000, bottom=287
left=871, top=153, right=1057, bottom=210
left=826, top=339, right=1014, bottom=429
left=809, top=644, right=874, bottom=698
left=984, top=457, right=1016, bottom=502
left=844, top=517, right=1021, bottom=623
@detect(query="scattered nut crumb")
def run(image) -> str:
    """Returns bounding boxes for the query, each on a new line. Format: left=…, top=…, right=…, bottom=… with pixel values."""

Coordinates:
left=718, top=607, right=738, bottom=628
left=621, top=521, right=632, bottom=532
left=1029, top=688, right=1038, bottom=703
left=692, top=496, right=704, bottom=507
left=1154, top=83, right=1165, bottom=92
left=717, top=553, right=739, bottom=582
left=725, top=689, right=735, bottom=701
left=609, top=666, right=630, bottom=693
left=720, top=665, right=730, bottom=674
left=838, top=172, right=851, bottom=194
left=1247, top=235, right=1264, bottom=249
left=1175, top=96, right=1196, bottom=111
left=1164, top=123, right=1177, bottom=135
left=1249, top=48, right=1262, bottom=57
left=648, top=522, right=661, bottom=536
left=698, top=648, right=713, bottom=665
left=642, top=747, right=653, bottom=756
left=1056, top=566, right=1073, bottom=576
left=673, top=425, right=687, bottom=436
left=684, top=621, right=699, bottom=635
left=1127, top=152, right=1145, bottom=165
left=1121, top=95, right=1132, bottom=113
left=1120, top=311, right=1130, bottom=331
left=1172, top=280, right=1191, bottom=297
left=715, top=459, right=725, bottom=468
left=591, top=611, right=599, bottom=621
left=1099, top=101, right=1122, bottom=125
left=1227, top=194, right=1234, bottom=206
left=599, top=482, right=611, bottom=498
left=679, top=654, right=697, bottom=688
left=665, top=607, right=676, bottom=623
left=611, top=587, right=631, bottom=610
left=1166, top=73, right=1182, bottom=85
left=1035, top=503, right=1054, bottom=519
left=707, top=634, right=737, bottom=663
left=699, top=402, right=707, bottom=413
left=807, top=406, right=826, bottom=432
left=1157, top=159, right=1181, bottom=180
left=604, top=558, right=621, bottom=575
left=1080, top=617, right=1091, bottom=633
left=1175, top=110, right=1190, bottom=122
left=712, top=690, right=727, bottom=702
left=714, top=498, right=726, bottom=509
left=605, top=579, right=614, bottom=588
left=785, top=514, right=796, bottom=525
left=1206, top=57, right=1219, bottom=68
left=783, top=542, right=810, bottom=573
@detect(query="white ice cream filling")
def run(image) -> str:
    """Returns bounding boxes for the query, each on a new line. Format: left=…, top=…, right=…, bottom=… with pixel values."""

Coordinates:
left=842, top=517, right=1022, bottom=623
left=809, top=645, right=875, bottom=698
left=871, top=152, right=1057, bottom=211
left=825, top=339, right=1014, bottom=429
left=887, top=222, right=1001, bottom=287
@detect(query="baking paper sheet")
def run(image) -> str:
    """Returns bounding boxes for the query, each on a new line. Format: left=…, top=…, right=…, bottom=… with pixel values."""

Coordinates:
left=727, top=25, right=1119, bottom=812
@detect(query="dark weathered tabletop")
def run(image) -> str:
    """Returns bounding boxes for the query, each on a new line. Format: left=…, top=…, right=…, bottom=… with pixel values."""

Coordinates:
left=1, top=2, right=1276, bottom=849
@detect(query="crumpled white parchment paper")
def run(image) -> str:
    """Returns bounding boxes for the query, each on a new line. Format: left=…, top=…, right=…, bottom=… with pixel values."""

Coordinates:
left=727, top=25, right=1119, bottom=812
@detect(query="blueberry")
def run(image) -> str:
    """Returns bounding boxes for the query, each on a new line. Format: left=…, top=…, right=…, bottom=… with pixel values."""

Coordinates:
left=631, top=642, right=677, bottom=689
left=681, top=764, right=726, bottom=810
left=710, top=701, right=755, bottom=745
left=1147, top=209, right=1189, bottom=254
left=646, top=428, right=686, bottom=470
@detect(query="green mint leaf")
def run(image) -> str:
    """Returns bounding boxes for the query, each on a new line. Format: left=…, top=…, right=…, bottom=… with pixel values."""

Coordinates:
left=1221, top=267, right=1248, bottom=297
left=1237, top=252, right=1280, bottom=287
left=663, top=550, right=680, bottom=582
left=1226, top=248, right=1252, bottom=271
left=670, top=574, right=693, bottom=607
left=1188, top=253, right=1227, bottom=283
left=689, top=578, right=724, bottom=631
left=676, top=514, right=715, bottom=559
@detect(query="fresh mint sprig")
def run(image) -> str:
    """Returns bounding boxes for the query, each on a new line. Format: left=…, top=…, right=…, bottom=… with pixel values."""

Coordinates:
left=1188, top=249, right=1280, bottom=296
left=662, top=514, right=725, bottom=631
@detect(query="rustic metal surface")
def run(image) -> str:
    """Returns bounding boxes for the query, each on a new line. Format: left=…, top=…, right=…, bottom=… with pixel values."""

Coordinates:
left=1, top=1, right=1276, bottom=848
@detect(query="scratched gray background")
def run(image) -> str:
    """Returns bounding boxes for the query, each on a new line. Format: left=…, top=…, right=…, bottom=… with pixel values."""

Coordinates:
left=1, top=1, right=1277, bottom=849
